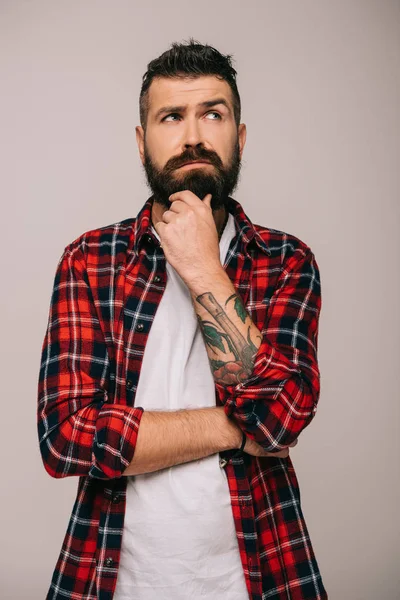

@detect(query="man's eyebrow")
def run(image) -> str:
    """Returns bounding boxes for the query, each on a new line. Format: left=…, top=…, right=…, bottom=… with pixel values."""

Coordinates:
left=154, top=98, right=232, bottom=120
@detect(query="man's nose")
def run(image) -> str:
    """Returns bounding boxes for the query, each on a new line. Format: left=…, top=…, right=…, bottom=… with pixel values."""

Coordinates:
left=182, top=117, right=203, bottom=148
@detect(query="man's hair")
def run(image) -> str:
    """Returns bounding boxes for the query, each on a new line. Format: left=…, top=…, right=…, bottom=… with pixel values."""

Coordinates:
left=139, top=38, right=241, bottom=131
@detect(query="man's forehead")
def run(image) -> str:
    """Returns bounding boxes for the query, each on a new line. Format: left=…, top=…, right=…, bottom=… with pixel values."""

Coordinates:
left=148, top=75, right=233, bottom=111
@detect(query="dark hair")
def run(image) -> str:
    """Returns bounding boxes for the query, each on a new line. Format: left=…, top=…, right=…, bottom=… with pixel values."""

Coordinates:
left=139, top=38, right=241, bottom=131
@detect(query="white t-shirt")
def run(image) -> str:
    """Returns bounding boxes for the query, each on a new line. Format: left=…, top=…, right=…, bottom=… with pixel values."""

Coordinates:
left=113, top=212, right=249, bottom=599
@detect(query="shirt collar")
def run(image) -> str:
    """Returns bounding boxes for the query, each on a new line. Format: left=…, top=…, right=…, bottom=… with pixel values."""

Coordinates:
left=133, top=195, right=271, bottom=257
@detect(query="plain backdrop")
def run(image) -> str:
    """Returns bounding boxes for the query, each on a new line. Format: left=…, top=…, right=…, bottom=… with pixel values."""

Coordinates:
left=0, top=1, right=399, bottom=599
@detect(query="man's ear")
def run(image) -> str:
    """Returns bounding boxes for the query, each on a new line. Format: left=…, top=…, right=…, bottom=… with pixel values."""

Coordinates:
left=136, top=125, right=145, bottom=165
left=238, top=123, right=247, bottom=160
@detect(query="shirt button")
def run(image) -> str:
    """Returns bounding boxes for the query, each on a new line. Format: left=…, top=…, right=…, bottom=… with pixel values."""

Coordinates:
left=126, top=379, right=133, bottom=390
left=105, top=557, right=114, bottom=567
left=145, top=235, right=152, bottom=244
left=136, top=322, right=144, bottom=331
left=112, top=493, right=121, bottom=504
left=219, top=457, right=228, bottom=468
left=154, top=275, right=161, bottom=283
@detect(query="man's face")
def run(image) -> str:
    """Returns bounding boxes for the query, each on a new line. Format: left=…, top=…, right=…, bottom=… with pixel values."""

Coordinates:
left=136, top=75, right=246, bottom=210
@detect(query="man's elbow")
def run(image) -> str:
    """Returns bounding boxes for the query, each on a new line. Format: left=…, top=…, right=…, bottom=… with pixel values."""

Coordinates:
left=39, top=433, right=109, bottom=480
left=226, top=378, right=319, bottom=452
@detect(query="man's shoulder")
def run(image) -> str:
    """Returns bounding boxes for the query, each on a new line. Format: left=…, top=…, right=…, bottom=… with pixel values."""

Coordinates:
left=62, top=216, right=137, bottom=258
left=252, top=221, right=314, bottom=263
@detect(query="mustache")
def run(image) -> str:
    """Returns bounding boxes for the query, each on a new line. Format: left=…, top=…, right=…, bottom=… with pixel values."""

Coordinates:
left=164, top=148, right=223, bottom=172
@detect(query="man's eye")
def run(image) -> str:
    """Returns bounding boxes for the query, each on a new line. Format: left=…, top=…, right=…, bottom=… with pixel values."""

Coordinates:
left=162, top=113, right=181, bottom=122
left=206, top=111, right=222, bottom=120
left=162, top=111, right=222, bottom=122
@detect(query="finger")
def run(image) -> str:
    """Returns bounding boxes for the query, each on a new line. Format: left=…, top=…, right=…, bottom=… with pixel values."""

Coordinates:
left=203, top=193, right=212, bottom=207
left=162, top=210, right=176, bottom=223
left=265, top=448, right=289, bottom=458
left=169, top=190, right=201, bottom=205
left=288, top=439, right=298, bottom=448
left=153, top=221, right=167, bottom=238
left=168, top=200, right=186, bottom=213
left=278, top=449, right=289, bottom=458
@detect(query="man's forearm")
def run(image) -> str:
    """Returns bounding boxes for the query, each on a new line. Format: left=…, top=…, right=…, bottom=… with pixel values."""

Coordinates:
left=186, top=268, right=263, bottom=386
left=122, top=406, right=241, bottom=476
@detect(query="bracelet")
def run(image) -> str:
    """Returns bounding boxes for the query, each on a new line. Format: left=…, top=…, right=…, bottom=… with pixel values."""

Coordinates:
left=221, top=432, right=246, bottom=468
left=231, top=432, right=246, bottom=459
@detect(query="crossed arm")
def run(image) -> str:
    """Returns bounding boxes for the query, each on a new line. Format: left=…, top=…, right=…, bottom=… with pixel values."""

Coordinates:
left=37, top=242, right=320, bottom=480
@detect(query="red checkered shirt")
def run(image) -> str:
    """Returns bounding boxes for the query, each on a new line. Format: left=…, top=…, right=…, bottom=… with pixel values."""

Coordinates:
left=37, top=196, right=328, bottom=600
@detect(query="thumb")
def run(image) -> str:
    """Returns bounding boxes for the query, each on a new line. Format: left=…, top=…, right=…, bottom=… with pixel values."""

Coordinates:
left=203, top=193, right=212, bottom=207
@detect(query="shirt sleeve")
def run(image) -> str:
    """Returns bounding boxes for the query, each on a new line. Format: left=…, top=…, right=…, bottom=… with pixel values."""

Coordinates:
left=37, top=243, right=144, bottom=479
left=216, top=247, right=322, bottom=452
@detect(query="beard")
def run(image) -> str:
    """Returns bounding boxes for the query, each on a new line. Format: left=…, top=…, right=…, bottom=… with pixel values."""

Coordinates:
left=141, top=136, right=242, bottom=211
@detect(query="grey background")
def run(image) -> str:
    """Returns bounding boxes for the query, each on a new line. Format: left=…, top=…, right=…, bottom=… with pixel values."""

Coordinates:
left=1, top=1, right=399, bottom=599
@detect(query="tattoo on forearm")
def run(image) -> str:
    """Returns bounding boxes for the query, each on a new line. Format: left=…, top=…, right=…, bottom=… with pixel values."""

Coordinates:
left=195, top=291, right=262, bottom=385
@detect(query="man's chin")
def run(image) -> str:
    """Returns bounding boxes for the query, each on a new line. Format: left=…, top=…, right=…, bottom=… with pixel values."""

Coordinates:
left=164, top=174, right=217, bottom=196
left=145, top=166, right=231, bottom=208
left=170, top=169, right=213, bottom=182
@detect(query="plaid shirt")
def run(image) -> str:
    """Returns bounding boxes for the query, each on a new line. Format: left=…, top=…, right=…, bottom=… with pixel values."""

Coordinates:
left=37, top=195, right=328, bottom=600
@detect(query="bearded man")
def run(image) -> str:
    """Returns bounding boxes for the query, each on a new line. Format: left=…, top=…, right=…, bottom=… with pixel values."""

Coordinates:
left=38, top=39, right=328, bottom=600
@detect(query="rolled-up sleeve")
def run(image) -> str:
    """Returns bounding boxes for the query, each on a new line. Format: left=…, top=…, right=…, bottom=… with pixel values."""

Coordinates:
left=216, top=248, right=322, bottom=452
left=37, top=244, right=144, bottom=479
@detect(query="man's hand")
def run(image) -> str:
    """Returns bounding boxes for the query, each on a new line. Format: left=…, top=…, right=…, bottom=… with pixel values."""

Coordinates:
left=153, top=190, right=222, bottom=285
left=243, top=436, right=298, bottom=459
left=226, top=414, right=298, bottom=458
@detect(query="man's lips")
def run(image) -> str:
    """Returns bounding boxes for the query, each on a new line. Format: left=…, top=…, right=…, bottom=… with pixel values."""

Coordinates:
left=178, top=160, right=212, bottom=168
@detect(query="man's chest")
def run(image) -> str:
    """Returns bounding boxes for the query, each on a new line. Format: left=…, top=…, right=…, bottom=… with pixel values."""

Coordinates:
left=86, top=244, right=279, bottom=406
